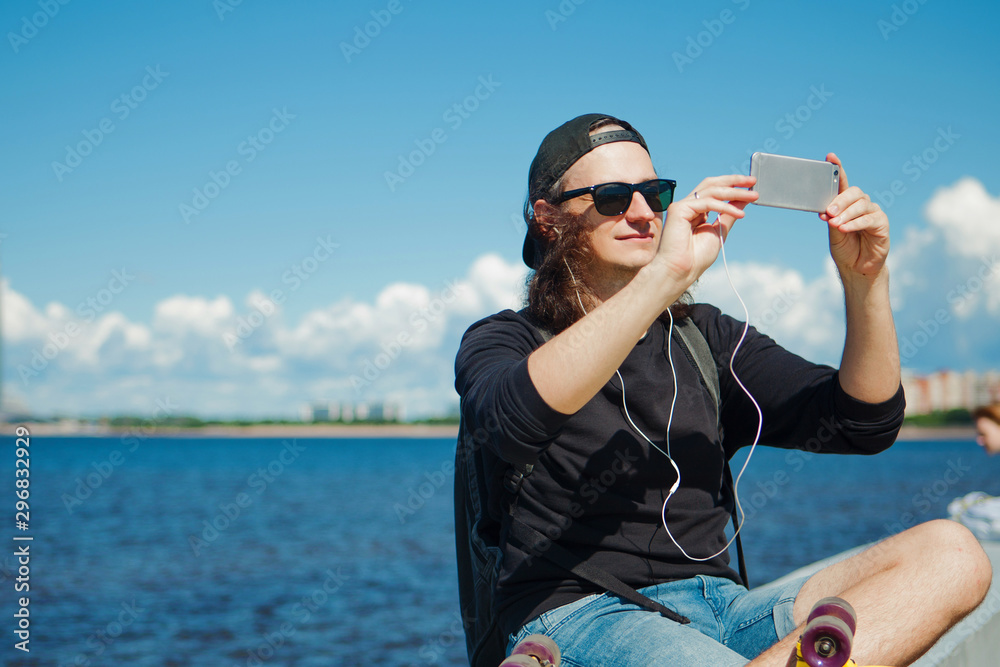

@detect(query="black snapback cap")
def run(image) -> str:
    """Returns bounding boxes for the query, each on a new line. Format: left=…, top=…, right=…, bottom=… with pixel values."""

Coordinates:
left=522, top=113, right=649, bottom=269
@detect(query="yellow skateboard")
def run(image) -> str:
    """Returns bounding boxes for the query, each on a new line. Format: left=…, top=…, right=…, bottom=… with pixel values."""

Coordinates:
left=794, top=597, right=892, bottom=667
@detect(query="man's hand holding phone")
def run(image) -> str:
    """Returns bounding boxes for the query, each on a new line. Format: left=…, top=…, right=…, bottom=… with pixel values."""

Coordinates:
left=820, top=152, right=890, bottom=284
left=748, top=151, right=889, bottom=283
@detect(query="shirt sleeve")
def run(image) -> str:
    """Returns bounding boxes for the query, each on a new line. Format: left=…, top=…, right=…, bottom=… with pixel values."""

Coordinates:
left=454, top=310, right=574, bottom=467
left=690, top=304, right=906, bottom=457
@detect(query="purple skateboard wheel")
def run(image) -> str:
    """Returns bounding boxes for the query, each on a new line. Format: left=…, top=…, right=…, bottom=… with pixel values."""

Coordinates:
left=499, top=657, right=540, bottom=667
left=800, top=615, right=854, bottom=667
left=507, top=634, right=561, bottom=666
left=808, top=596, right=858, bottom=635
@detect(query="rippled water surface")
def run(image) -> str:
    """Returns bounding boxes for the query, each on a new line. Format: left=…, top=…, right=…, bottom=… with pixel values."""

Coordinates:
left=1, top=435, right=997, bottom=666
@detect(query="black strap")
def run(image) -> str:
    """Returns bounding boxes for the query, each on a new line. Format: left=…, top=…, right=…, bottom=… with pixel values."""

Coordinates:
left=723, top=462, right=749, bottom=588
left=674, top=317, right=720, bottom=415
left=509, top=518, right=690, bottom=625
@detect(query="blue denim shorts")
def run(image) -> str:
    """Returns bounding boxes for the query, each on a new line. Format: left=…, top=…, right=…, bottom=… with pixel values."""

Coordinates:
left=507, top=575, right=808, bottom=667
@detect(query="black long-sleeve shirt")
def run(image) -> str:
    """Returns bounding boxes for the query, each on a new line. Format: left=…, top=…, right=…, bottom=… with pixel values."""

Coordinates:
left=454, top=304, right=905, bottom=639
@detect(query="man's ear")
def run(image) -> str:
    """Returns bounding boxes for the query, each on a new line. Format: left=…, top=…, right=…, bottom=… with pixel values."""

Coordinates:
left=532, top=199, right=560, bottom=243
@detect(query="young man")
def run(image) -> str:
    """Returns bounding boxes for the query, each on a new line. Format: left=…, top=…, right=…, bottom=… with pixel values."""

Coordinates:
left=455, top=114, right=991, bottom=666
left=949, top=403, right=1000, bottom=541
left=974, top=403, right=1000, bottom=455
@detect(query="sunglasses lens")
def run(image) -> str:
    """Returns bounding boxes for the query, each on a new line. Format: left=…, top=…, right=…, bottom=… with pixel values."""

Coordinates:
left=593, top=183, right=631, bottom=216
left=640, top=180, right=674, bottom=212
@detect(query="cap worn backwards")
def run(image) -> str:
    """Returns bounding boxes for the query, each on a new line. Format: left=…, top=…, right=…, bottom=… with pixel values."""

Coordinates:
left=522, top=113, right=649, bottom=269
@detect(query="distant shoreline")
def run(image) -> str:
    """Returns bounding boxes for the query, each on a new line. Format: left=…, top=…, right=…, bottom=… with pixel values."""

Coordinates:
left=12, top=422, right=977, bottom=441
left=13, top=421, right=461, bottom=438
left=896, top=425, right=977, bottom=441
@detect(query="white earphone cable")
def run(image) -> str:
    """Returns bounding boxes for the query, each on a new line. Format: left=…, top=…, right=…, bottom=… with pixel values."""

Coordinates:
left=655, top=217, right=763, bottom=561
left=566, top=212, right=763, bottom=562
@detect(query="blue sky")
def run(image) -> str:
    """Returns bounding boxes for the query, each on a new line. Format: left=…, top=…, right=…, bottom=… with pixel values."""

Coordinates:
left=3, top=0, right=999, bottom=419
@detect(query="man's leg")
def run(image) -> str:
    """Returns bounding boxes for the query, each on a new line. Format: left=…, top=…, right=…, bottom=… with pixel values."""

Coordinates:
left=509, top=579, right=760, bottom=666
left=751, top=520, right=992, bottom=667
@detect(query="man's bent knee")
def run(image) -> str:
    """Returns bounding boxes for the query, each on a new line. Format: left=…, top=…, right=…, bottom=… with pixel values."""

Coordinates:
left=797, top=520, right=991, bottom=622
left=917, top=520, right=992, bottom=615
left=946, top=522, right=992, bottom=604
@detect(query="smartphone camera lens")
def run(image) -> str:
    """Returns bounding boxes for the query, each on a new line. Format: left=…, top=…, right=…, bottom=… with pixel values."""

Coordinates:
left=833, top=170, right=839, bottom=177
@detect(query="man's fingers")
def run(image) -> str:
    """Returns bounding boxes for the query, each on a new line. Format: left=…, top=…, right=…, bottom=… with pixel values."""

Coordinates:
left=826, top=152, right=849, bottom=193
left=686, top=174, right=757, bottom=199
left=825, top=186, right=867, bottom=220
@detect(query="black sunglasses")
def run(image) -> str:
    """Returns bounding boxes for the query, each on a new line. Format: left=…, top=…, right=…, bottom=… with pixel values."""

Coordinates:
left=553, top=178, right=676, bottom=216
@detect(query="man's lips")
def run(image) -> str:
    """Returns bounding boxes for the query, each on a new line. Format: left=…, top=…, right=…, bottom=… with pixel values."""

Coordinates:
left=617, top=233, right=654, bottom=240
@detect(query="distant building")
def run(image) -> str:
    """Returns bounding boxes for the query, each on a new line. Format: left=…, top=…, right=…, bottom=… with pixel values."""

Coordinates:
left=365, top=402, right=400, bottom=421
left=901, top=369, right=1000, bottom=416
left=300, top=400, right=400, bottom=422
left=302, top=401, right=347, bottom=422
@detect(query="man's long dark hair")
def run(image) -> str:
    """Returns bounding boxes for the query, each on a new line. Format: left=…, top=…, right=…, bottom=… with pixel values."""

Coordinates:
left=522, top=202, right=692, bottom=335
left=524, top=206, right=599, bottom=334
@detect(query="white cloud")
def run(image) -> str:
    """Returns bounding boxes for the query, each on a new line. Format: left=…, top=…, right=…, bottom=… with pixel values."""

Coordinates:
left=696, top=259, right=845, bottom=366
left=1, top=254, right=529, bottom=419
left=2, top=278, right=53, bottom=342
left=153, top=294, right=234, bottom=337
left=464, top=252, right=528, bottom=313
left=886, top=225, right=938, bottom=312
left=924, top=177, right=1000, bottom=259
left=890, top=178, right=1000, bottom=322
left=946, top=255, right=1000, bottom=319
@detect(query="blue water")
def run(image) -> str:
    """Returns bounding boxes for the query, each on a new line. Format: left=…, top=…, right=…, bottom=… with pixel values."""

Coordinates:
left=0, top=434, right=998, bottom=666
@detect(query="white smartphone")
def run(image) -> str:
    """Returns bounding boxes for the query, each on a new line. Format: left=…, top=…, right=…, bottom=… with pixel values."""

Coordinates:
left=749, top=152, right=839, bottom=213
